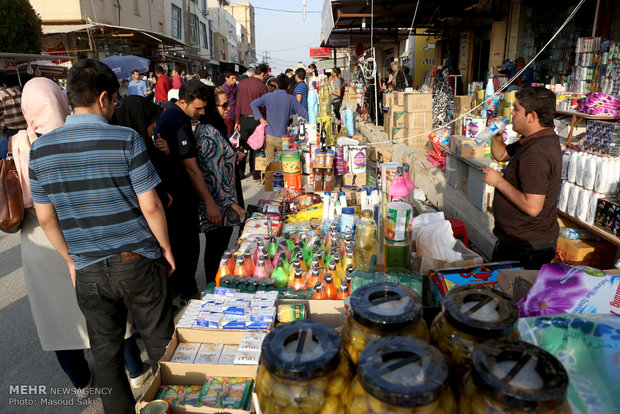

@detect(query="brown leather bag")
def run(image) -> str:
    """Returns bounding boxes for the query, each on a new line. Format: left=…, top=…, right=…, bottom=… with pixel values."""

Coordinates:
left=0, top=154, right=25, bottom=233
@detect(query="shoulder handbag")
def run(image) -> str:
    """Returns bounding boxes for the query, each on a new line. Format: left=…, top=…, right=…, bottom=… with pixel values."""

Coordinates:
left=0, top=151, right=25, bottom=233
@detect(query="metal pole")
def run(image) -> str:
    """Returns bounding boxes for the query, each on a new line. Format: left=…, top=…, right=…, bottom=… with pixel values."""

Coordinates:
left=187, top=0, right=192, bottom=72
left=373, top=48, right=378, bottom=127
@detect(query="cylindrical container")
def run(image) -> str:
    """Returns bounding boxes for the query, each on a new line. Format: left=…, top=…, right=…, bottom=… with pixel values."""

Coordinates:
left=272, top=178, right=284, bottom=192
left=383, top=238, right=410, bottom=270
left=340, top=207, right=356, bottom=233
left=349, top=145, right=367, bottom=174
left=277, top=304, right=306, bottom=323
left=561, top=151, right=570, bottom=181
left=305, top=123, right=318, bottom=145
left=315, top=149, right=326, bottom=168
left=381, top=163, right=400, bottom=193
left=566, top=185, right=582, bottom=217
left=429, top=285, right=519, bottom=381
left=141, top=400, right=170, bottom=414
left=583, top=154, right=597, bottom=190
left=313, top=168, right=324, bottom=191
left=385, top=201, right=412, bottom=241
left=557, top=181, right=570, bottom=212
left=335, top=146, right=348, bottom=175
left=585, top=191, right=601, bottom=225
left=576, top=189, right=591, bottom=222
left=567, top=151, right=579, bottom=183
left=323, top=169, right=334, bottom=192
left=301, top=149, right=312, bottom=174
left=460, top=339, right=571, bottom=414
left=346, top=337, right=456, bottom=414
left=282, top=135, right=290, bottom=150
left=341, top=282, right=430, bottom=365
left=282, top=150, right=302, bottom=190
left=325, top=149, right=335, bottom=168
left=256, top=320, right=352, bottom=414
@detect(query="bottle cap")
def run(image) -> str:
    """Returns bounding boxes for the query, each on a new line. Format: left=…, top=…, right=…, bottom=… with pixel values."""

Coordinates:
left=362, top=209, right=373, bottom=218
left=342, top=207, right=355, bottom=214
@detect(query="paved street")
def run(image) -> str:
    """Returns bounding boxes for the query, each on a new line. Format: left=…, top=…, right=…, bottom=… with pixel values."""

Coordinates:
left=0, top=177, right=265, bottom=413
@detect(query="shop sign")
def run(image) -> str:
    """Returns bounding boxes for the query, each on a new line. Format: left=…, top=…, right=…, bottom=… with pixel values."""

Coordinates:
left=310, top=47, right=330, bottom=58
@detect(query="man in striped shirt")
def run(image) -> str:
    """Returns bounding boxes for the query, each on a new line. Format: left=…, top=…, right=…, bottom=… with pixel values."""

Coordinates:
left=29, top=59, right=174, bottom=413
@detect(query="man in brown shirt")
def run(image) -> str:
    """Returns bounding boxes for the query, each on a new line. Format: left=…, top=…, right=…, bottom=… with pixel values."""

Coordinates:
left=483, top=87, right=561, bottom=269
left=235, top=63, right=269, bottom=181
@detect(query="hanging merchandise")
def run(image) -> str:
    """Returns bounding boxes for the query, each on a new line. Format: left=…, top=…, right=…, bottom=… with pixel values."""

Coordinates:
left=349, top=145, right=367, bottom=175
left=432, top=66, right=454, bottom=127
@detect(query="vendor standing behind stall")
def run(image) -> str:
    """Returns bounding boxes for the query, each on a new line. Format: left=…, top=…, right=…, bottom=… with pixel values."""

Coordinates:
left=482, top=87, right=561, bottom=270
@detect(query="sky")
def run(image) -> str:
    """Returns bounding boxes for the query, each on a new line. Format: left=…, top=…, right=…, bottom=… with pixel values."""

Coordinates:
left=252, top=0, right=324, bottom=74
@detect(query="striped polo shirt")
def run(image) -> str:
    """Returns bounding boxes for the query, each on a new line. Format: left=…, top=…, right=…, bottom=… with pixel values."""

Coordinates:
left=29, top=114, right=162, bottom=269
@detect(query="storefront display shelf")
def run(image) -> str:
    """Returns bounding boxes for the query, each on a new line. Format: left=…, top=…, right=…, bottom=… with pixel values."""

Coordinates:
left=557, top=210, right=620, bottom=247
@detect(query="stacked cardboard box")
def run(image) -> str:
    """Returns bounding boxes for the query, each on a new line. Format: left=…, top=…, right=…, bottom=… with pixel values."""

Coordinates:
left=384, top=92, right=433, bottom=146
left=452, top=95, right=474, bottom=136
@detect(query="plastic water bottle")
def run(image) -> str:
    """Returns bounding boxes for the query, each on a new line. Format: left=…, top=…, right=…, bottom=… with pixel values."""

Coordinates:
left=474, top=117, right=509, bottom=146
left=558, top=227, right=598, bottom=241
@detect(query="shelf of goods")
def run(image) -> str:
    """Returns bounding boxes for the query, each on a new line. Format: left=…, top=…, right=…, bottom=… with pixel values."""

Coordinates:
left=557, top=210, right=620, bottom=247
left=555, top=110, right=619, bottom=143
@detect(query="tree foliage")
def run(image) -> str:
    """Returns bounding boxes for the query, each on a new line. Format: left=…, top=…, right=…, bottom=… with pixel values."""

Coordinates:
left=0, top=0, right=43, bottom=54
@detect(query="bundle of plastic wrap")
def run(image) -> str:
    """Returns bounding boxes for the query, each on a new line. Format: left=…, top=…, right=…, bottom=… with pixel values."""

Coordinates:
left=575, top=92, right=620, bottom=116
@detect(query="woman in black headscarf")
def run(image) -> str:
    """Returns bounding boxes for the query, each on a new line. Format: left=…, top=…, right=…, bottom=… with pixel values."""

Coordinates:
left=112, top=95, right=171, bottom=206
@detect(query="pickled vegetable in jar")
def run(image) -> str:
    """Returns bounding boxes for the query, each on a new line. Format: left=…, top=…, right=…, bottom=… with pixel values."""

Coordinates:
left=346, top=337, right=456, bottom=414
left=341, top=282, right=430, bottom=365
left=256, top=320, right=352, bottom=414
left=430, top=285, right=519, bottom=380
left=459, top=339, right=571, bottom=414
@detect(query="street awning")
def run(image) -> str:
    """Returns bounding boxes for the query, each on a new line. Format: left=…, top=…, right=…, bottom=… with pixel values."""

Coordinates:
left=321, top=0, right=483, bottom=47
left=42, top=22, right=188, bottom=48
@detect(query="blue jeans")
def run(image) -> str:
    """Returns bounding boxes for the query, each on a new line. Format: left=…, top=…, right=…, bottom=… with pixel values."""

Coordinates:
left=0, top=136, right=8, bottom=159
left=75, top=254, right=173, bottom=413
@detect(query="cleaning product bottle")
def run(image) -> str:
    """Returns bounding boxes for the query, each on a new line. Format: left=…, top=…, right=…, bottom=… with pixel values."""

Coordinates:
left=388, top=167, right=409, bottom=202
left=482, top=67, right=495, bottom=118
left=312, top=281, right=324, bottom=300
left=234, top=256, right=247, bottom=277
left=272, top=258, right=289, bottom=288
left=288, top=259, right=301, bottom=285
left=327, top=261, right=341, bottom=287
left=306, top=268, right=321, bottom=288
left=261, top=253, right=273, bottom=276
left=291, top=268, right=306, bottom=291
left=333, top=254, right=345, bottom=284
left=322, top=274, right=337, bottom=299
left=336, top=281, right=350, bottom=300
left=355, top=210, right=378, bottom=272
left=268, top=236, right=278, bottom=260
left=402, top=163, right=415, bottom=192
left=345, top=250, right=356, bottom=270
left=243, top=249, right=255, bottom=276
left=215, top=258, right=231, bottom=286
left=225, top=249, right=236, bottom=271
left=253, top=257, right=268, bottom=279
left=296, top=251, right=308, bottom=271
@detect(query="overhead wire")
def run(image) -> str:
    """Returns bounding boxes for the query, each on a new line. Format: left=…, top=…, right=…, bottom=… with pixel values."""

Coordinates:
left=370, top=0, right=588, bottom=146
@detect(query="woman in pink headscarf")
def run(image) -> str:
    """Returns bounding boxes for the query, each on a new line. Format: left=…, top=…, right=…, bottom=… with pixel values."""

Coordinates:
left=12, top=78, right=151, bottom=393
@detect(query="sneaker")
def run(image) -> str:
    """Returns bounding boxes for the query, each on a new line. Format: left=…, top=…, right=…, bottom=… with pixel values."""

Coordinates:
left=129, top=364, right=152, bottom=389
left=75, top=376, right=92, bottom=400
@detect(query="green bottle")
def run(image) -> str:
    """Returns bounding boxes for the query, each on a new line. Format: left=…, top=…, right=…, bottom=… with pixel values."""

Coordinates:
left=268, top=236, right=278, bottom=260
left=272, top=258, right=289, bottom=288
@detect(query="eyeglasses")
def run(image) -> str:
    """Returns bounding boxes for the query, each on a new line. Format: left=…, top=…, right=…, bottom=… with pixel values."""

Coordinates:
left=216, top=101, right=230, bottom=108
left=268, top=84, right=277, bottom=89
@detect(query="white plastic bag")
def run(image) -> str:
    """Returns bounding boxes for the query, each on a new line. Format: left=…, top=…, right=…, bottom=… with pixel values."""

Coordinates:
left=415, top=220, right=463, bottom=262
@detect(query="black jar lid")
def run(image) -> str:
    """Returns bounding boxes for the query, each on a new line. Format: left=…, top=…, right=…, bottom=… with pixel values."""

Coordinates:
left=358, top=337, right=449, bottom=408
left=443, top=285, right=518, bottom=338
left=261, top=320, right=341, bottom=381
left=350, top=282, right=422, bottom=332
left=472, top=339, right=569, bottom=412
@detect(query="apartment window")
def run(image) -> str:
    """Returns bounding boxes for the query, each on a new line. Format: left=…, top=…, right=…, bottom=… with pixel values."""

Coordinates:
left=200, top=22, right=208, bottom=50
left=190, top=13, right=198, bottom=44
left=171, top=5, right=182, bottom=39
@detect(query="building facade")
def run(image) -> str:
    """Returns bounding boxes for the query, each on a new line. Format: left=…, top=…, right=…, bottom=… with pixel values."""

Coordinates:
left=225, top=1, right=256, bottom=64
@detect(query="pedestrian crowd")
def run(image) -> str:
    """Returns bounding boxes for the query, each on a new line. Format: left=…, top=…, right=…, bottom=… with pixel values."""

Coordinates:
left=0, top=59, right=328, bottom=414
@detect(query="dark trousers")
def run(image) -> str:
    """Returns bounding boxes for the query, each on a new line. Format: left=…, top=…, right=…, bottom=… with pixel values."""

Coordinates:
left=165, top=198, right=200, bottom=300
left=239, top=115, right=260, bottom=179
left=203, top=226, right=234, bottom=285
left=492, top=240, right=556, bottom=270
left=75, top=255, right=174, bottom=414
left=333, top=100, right=342, bottom=121
left=54, top=335, right=144, bottom=389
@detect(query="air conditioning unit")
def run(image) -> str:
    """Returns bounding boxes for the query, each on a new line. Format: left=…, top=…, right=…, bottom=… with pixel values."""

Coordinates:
left=202, top=10, right=208, bottom=16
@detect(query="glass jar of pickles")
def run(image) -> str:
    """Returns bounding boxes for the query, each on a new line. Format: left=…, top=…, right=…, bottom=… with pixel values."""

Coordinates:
left=460, top=339, right=571, bottom=414
left=430, top=285, right=519, bottom=379
left=341, top=282, right=430, bottom=365
left=346, top=337, right=456, bottom=414
left=256, top=320, right=352, bottom=414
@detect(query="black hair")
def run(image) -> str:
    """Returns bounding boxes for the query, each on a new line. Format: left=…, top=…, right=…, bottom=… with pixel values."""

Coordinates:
left=198, top=68, right=209, bottom=79
left=179, top=79, right=210, bottom=103
left=404, top=67, right=410, bottom=74
left=332, top=67, right=341, bottom=76
left=285, top=68, right=293, bottom=74
left=256, top=63, right=269, bottom=75
left=295, top=68, right=306, bottom=81
left=276, top=74, right=289, bottom=90
left=132, top=69, right=141, bottom=75
left=223, top=70, right=234, bottom=79
left=155, top=66, right=165, bottom=74
left=515, top=86, right=557, bottom=127
left=67, top=59, right=119, bottom=108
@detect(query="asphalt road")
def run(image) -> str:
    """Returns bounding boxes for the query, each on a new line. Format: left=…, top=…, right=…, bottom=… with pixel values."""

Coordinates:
left=0, top=177, right=265, bottom=413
